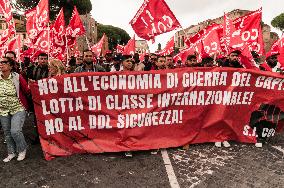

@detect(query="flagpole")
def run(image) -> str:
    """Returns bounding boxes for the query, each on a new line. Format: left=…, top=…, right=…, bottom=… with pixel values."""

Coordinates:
left=65, top=35, right=69, bottom=64
left=48, top=23, right=50, bottom=62
left=85, top=13, right=90, bottom=50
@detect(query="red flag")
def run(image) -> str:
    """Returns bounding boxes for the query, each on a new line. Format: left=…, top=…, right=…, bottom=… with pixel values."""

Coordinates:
left=91, top=34, right=106, bottom=58
left=66, top=6, right=86, bottom=38
left=157, top=36, right=174, bottom=56
left=6, top=35, right=22, bottom=61
left=265, top=39, right=280, bottom=59
left=130, top=0, right=181, bottom=41
left=239, top=46, right=259, bottom=70
left=173, top=46, right=195, bottom=63
left=25, top=8, right=37, bottom=40
left=0, top=0, right=13, bottom=22
left=123, top=36, right=136, bottom=55
left=185, top=23, right=221, bottom=47
left=35, top=0, right=49, bottom=32
left=116, top=44, right=125, bottom=54
left=33, top=29, right=49, bottom=53
left=0, top=0, right=15, bottom=46
left=50, top=8, right=66, bottom=59
left=223, top=13, right=244, bottom=54
left=203, top=29, right=222, bottom=56
left=233, top=8, right=265, bottom=55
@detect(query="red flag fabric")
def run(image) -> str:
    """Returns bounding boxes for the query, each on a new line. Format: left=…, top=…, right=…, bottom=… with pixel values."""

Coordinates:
left=91, top=34, right=106, bottom=58
left=0, top=0, right=15, bottom=46
left=223, top=13, right=244, bottom=54
left=130, top=0, right=181, bottom=41
left=239, top=45, right=259, bottom=70
left=157, top=36, right=174, bottom=56
left=66, top=6, right=86, bottom=38
left=185, top=23, right=221, bottom=48
left=33, top=29, right=50, bottom=53
left=123, top=36, right=136, bottom=55
left=203, top=29, right=222, bottom=56
left=173, top=46, right=195, bottom=63
left=233, top=8, right=265, bottom=55
left=25, top=8, right=37, bottom=40
left=116, top=44, right=125, bottom=54
left=36, top=0, right=49, bottom=29
left=50, top=8, right=66, bottom=59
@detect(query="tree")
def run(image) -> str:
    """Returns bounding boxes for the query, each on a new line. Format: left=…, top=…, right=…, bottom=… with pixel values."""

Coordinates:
left=13, top=0, right=92, bottom=23
left=97, top=24, right=131, bottom=51
left=271, top=13, right=284, bottom=32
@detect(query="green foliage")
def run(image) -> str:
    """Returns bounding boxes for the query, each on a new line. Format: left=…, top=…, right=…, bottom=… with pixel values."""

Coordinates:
left=97, top=24, right=131, bottom=51
left=14, top=0, right=92, bottom=23
left=271, top=13, right=284, bottom=32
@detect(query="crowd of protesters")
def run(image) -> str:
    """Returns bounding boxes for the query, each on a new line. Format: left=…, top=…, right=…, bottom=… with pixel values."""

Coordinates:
left=0, top=47, right=282, bottom=162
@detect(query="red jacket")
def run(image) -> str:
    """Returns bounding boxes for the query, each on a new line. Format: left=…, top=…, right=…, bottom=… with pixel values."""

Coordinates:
left=11, top=72, right=31, bottom=111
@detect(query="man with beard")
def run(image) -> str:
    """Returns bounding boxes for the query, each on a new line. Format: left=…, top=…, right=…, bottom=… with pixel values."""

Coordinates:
left=74, top=50, right=105, bottom=73
left=222, top=50, right=244, bottom=68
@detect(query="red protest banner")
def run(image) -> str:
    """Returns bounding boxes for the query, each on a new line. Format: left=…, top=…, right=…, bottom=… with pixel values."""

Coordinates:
left=30, top=68, right=284, bottom=160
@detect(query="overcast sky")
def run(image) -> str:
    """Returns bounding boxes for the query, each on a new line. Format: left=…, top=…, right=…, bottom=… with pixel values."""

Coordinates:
left=91, top=0, right=283, bottom=52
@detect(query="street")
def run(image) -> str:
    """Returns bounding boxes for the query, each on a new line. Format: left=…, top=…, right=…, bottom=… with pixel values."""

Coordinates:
left=1, top=116, right=284, bottom=188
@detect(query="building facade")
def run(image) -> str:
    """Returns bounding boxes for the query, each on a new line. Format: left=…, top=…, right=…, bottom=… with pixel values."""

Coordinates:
left=135, top=40, right=149, bottom=54
left=76, top=13, right=98, bottom=53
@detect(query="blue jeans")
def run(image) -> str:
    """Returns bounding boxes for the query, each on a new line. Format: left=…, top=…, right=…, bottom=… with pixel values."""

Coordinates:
left=0, top=111, right=27, bottom=154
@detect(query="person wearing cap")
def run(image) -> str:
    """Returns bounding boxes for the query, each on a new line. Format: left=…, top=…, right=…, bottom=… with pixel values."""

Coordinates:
left=185, top=55, right=198, bottom=67
left=222, top=50, right=244, bottom=68
left=74, top=50, right=105, bottom=73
